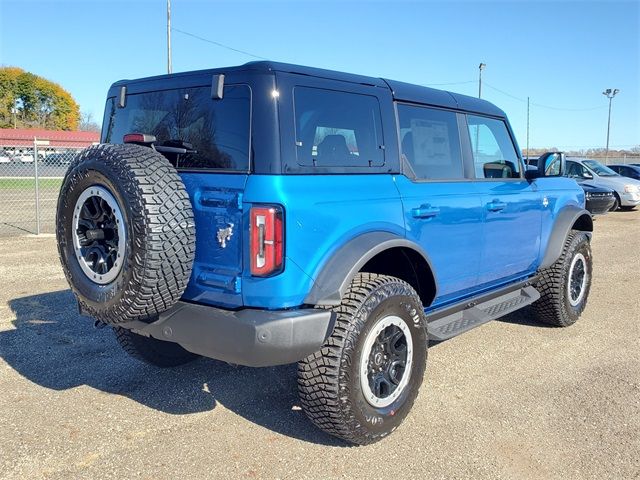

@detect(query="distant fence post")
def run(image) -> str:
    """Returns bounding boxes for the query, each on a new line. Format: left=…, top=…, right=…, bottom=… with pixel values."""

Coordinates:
left=33, top=137, right=41, bottom=235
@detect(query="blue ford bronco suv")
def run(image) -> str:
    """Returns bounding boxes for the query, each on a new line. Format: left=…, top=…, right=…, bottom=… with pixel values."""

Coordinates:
left=56, top=62, right=593, bottom=445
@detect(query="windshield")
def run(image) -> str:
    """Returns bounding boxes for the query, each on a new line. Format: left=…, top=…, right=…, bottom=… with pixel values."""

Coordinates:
left=583, top=160, right=618, bottom=177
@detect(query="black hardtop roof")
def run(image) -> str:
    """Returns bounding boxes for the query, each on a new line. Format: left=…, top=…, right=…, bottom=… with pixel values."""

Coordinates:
left=110, top=61, right=506, bottom=117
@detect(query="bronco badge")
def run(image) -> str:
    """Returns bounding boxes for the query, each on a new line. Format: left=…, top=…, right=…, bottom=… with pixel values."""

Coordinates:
left=217, top=223, right=234, bottom=248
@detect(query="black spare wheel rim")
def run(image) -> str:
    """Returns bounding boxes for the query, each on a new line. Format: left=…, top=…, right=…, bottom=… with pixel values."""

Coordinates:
left=72, top=185, right=126, bottom=284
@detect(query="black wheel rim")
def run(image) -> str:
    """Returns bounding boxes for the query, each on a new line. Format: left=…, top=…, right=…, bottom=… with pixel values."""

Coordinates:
left=568, top=253, right=587, bottom=307
left=72, top=186, right=126, bottom=284
left=360, top=316, right=413, bottom=408
left=367, top=326, right=408, bottom=398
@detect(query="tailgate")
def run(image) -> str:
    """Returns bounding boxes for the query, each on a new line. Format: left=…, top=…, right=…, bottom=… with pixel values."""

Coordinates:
left=180, top=173, right=248, bottom=308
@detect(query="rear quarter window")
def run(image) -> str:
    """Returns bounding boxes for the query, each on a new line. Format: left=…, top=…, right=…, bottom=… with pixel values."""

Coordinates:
left=293, top=86, right=384, bottom=168
left=103, top=85, right=251, bottom=171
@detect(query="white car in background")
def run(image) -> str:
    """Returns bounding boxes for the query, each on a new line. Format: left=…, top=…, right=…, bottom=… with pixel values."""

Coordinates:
left=566, top=157, right=640, bottom=211
left=0, top=150, right=13, bottom=163
left=16, top=151, right=34, bottom=163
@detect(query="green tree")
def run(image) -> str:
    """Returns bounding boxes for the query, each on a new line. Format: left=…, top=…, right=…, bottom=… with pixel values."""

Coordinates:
left=0, top=67, right=80, bottom=130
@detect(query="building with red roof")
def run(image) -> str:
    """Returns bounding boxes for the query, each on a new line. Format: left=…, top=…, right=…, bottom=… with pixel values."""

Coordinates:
left=0, top=128, right=99, bottom=148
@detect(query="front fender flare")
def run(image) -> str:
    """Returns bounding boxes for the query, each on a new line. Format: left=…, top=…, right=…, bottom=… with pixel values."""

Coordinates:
left=540, top=205, right=592, bottom=269
left=303, top=231, right=436, bottom=306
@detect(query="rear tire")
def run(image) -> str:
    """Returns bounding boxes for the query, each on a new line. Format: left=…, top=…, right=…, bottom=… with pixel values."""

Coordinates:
left=533, top=231, right=592, bottom=327
left=298, top=273, right=428, bottom=445
left=114, top=327, right=199, bottom=368
left=56, top=144, right=195, bottom=325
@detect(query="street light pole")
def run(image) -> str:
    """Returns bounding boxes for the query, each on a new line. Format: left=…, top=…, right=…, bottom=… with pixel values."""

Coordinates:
left=167, top=0, right=172, bottom=74
left=602, top=88, right=619, bottom=162
left=478, top=63, right=486, bottom=98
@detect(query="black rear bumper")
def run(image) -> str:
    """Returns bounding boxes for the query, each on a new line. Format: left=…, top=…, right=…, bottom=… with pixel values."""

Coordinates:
left=118, top=301, right=335, bottom=367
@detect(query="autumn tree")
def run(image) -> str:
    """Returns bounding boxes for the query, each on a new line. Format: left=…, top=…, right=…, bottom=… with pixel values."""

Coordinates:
left=0, top=67, right=80, bottom=130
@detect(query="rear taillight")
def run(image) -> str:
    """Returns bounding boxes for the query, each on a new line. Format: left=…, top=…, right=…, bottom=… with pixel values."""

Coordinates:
left=250, top=205, right=284, bottom=276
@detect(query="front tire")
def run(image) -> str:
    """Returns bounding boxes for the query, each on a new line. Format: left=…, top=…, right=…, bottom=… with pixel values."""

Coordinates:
left=298, top=273, right=428, bottom=445
left=533, top=231, right=592, bottom=327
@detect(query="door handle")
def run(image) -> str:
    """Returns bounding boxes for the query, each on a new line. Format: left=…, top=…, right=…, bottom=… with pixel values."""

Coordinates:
left=486, top=200, right=507, bottom=212
left=411, top=205, right=440, bottom=218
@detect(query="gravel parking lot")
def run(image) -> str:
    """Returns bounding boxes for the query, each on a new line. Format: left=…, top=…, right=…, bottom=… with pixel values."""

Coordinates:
left=1, top=212, right=638, bottom=480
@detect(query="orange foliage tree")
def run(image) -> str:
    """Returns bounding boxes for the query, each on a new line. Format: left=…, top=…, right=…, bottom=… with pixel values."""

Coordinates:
left=0, top=66, right=80, bottom=130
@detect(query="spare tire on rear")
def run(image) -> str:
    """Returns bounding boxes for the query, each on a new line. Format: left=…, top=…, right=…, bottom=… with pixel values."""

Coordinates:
left=56, top=144, right=196, bottom=325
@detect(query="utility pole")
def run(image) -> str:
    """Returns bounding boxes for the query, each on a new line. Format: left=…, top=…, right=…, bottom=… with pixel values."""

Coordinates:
left=602, top=88, right=619, bottom=162
left=167, top=0, right=172, bottom=74
left=478, top=63, right=486, bottom=98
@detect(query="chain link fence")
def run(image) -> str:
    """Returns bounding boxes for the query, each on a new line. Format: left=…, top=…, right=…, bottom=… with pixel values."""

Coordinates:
left=0, top=140, right=84, bottom=236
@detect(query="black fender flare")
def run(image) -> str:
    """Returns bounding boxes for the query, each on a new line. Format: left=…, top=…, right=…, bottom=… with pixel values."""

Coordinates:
left=303, top=231, right=437, bottom=306
left=539, top=205, right=593, bottom=269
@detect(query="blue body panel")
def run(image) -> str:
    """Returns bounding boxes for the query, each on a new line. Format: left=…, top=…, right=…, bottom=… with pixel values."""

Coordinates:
left=241, top=174, right=404, bottom=308
left=474, top=179, right=542, bottom=285
left=535, top=176, right=587, bottom=260
left=180, top=173, right=248, bottom=309
left=178, top=170, right=583, bottom=312
left=394, top=176, right=483, bottom=303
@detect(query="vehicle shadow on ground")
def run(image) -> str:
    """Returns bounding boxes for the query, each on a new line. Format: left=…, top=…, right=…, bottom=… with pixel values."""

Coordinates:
left=496, top=306, right=556, bottom=328
left=1, top=289, right=345, bottom=447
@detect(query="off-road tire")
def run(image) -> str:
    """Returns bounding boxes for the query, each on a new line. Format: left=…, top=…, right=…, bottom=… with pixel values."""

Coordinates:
left=114, top=327, right=199, bottom=367
left=56, top=144, right=195, bottom=325
left=298, top=273, right=428, bottom=445
left=533, top=230, right=592, bottom=327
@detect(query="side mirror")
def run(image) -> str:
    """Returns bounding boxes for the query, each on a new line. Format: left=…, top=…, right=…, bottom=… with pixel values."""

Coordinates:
left=582, top=171, right=593, bottom=179
left=536, top=152, right=565, bottom=177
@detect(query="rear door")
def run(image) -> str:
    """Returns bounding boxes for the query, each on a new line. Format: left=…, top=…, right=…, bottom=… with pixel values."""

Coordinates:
left=465, top=114, right=542, bottom=286
left=103, top=78, right=253, bottom=308
left=394, top=104, right=484, bottom=306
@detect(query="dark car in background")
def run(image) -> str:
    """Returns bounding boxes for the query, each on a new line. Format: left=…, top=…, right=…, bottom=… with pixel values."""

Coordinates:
left=608, top=164, right=640, bottom=181
left=581, top=182, right=616, bottom=215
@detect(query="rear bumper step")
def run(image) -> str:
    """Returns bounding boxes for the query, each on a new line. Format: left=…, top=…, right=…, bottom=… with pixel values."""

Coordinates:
left=118, top=302, right=336, bottom=367
left=427, top=284, right=540, bottom=341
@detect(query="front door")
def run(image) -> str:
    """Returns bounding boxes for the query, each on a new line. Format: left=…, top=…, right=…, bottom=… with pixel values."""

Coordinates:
left=465, top=114, right=543, bottom=286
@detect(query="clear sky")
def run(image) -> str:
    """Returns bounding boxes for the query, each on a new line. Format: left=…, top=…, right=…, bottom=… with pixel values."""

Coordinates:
left=1, top=0, right=638, bottom=150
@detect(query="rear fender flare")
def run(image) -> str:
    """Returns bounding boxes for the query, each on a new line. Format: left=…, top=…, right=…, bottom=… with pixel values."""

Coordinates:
left=303, top=232, right=437, bottom=306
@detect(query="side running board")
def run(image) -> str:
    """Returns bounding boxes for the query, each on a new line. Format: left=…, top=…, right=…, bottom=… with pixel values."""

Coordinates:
left=426, top=284, right=540, bottom=341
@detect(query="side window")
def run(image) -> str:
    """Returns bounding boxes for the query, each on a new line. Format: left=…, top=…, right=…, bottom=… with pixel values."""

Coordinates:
left=397, top=104, right=463, bottom=179
left=566, top=161, right=585, bottom=178
left=467, top=115, right=521, bottom=179
left=294, top=86, right=384, bottom=167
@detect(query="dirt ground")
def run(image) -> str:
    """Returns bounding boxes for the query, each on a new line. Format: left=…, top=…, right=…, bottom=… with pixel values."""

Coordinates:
left=0, top=212, right=638, bottom=480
